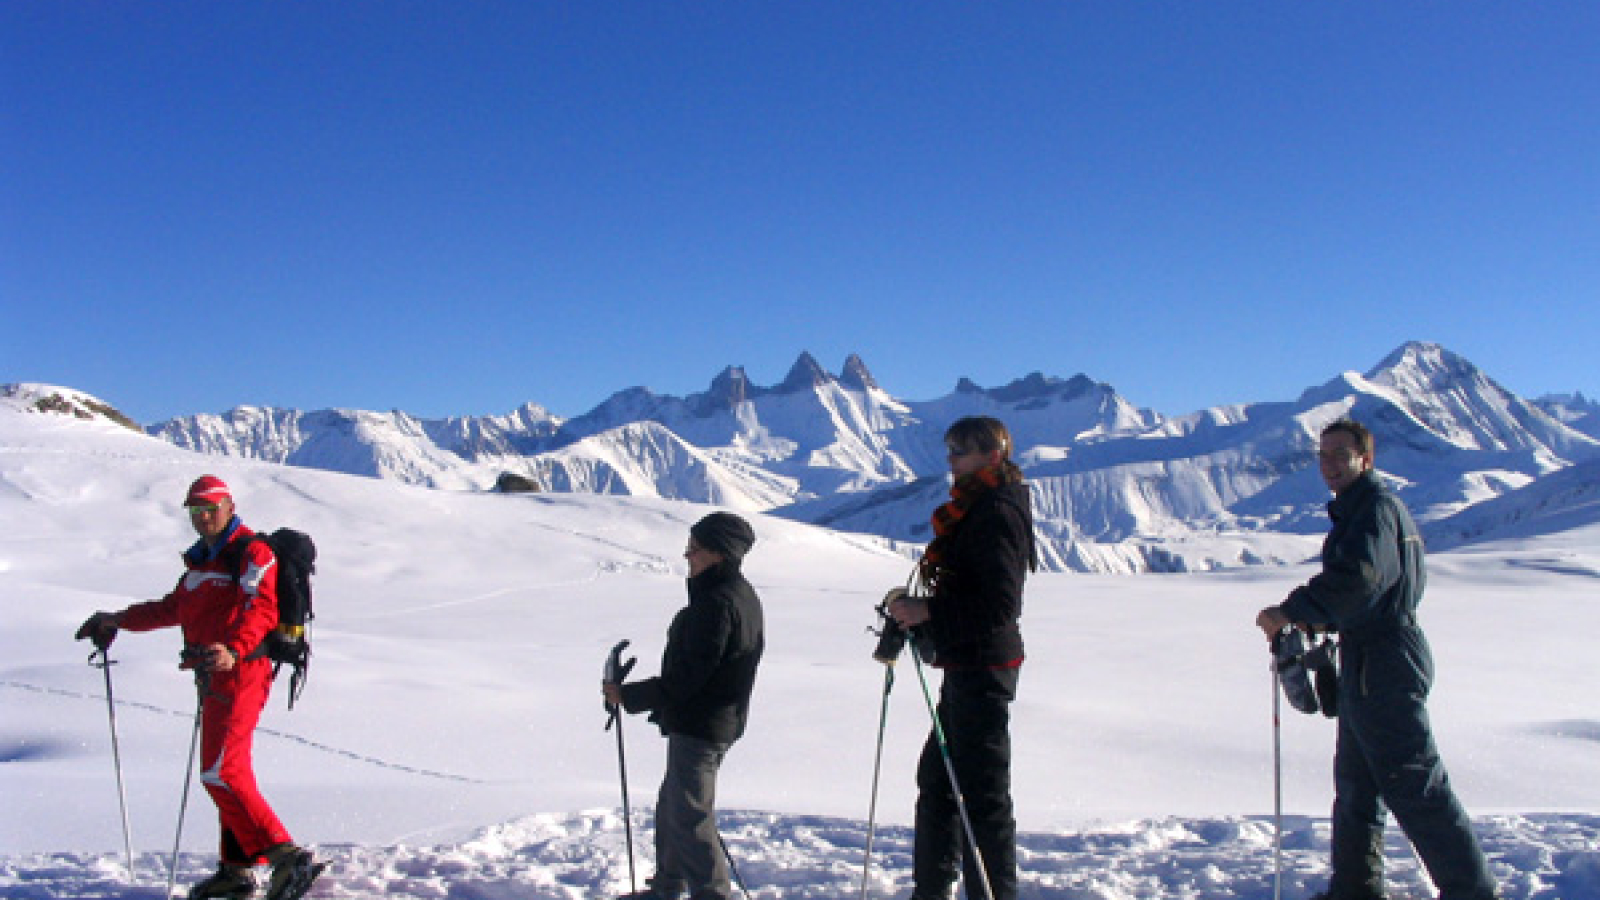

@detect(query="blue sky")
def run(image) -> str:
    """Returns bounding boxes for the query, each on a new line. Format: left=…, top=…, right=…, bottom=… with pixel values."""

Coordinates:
left=4, top=3, right=1596, bottom=425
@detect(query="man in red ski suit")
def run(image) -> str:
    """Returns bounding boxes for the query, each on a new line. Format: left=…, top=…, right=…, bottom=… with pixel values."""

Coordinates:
left=77, top=475, right=318, bottom=900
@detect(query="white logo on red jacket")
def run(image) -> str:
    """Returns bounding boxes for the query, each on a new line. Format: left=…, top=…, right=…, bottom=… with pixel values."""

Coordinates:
left=183, top=571, right=234, bottom=592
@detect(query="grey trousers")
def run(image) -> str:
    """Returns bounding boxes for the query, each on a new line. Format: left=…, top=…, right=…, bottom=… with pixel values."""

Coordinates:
left=650, top=733, right=731, bottom=900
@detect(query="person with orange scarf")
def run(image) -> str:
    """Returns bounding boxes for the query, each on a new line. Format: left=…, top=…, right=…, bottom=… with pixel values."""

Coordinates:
left=888, top=416, right=1037, bottom=900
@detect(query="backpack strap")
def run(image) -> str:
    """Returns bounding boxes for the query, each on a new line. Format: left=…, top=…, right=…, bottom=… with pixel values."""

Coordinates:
left=217, top=533, right=267, bottom=584
left=217, top=535, right=279, bottom=664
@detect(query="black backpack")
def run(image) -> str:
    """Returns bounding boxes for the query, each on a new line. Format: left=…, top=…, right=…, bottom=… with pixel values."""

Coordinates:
left=223, top=528, right=317, bottom=709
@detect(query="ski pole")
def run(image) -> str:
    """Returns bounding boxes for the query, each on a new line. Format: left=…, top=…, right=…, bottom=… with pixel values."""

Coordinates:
left=167, top=672, right=206, bottom=900
left=859, top=661, right=895, bottom=900
left=1272, top=658, right=1283, bottom=900
left=89, top=649, right=137, bottom=880
left=609, top=708, right=636, bottom=895
left=717, top=828, right=751, bottom=900
left=604, top=640, right=638, bottom=895
left=907, top=639, right=994, bottom=900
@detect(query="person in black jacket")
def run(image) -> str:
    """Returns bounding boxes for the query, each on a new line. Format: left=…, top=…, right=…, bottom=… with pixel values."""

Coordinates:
left=604, top=512, right=765, bottom=900
left=1256, top=419, right=1498, bottom=900
left=889, top=416, right=1036, bottom=900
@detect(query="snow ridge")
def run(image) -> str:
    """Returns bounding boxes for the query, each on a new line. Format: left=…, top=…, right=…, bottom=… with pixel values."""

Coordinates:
left=12, top=341, right=1599, bottom=573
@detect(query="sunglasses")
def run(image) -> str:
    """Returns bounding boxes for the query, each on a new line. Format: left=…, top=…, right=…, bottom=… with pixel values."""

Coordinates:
left=185, top=503, right=221, bottom=514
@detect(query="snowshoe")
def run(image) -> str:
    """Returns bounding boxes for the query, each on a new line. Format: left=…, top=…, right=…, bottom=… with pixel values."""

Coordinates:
left=618, top=879, right=686, bottom=900
left=186, top=865, right=255, bottom=900
left=263, top=844, right=324, bottom=900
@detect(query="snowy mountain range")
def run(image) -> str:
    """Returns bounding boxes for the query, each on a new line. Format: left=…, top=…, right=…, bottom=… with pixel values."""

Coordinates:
left=7, top=341, right=1598, bottom=573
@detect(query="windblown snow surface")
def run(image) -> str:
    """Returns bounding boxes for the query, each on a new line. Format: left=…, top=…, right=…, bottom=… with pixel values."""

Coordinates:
left=3, top=407, right=1598, bottom=899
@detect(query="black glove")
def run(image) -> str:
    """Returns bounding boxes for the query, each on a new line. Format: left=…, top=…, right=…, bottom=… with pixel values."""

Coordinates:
left=1304, top=637, right=1340, bottom=718
left=74, top=611, right=120, bottom=650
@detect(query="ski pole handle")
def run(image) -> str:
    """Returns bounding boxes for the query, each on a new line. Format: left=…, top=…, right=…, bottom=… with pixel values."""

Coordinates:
left=603, top=640, right=636, bottom=724
left=76, top=611, right=121, bottom=651
left=604, top=639, right=637, bottom=682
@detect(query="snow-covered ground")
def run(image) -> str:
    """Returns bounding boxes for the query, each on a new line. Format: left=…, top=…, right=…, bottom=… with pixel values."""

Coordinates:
left=3, top=406, right=1598, bottom=899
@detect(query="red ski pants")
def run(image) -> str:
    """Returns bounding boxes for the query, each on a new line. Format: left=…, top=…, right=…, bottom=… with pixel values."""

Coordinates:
left=197, top=660, right=293, bottom=864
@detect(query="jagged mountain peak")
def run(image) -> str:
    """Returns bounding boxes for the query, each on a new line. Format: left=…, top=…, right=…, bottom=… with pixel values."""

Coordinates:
left=840, top=354, right=878, bottom=392
left=694, top=353, right=878, bottom=405
left=777, top=351, right=832, bottom=393
left=506, top=400, right=558, bottom=422
left=1351, top=340, right=1599, bottom=458
left=702, top=366, right=753, bottom=410
left=1535, top=392, right=1600, bottom=441
left=991, top=372, right=1099, bottom=404
left=1367, top=340, right=1482, bottom=390
left=1541, top=390, right=1596, bottom=410
left=948, top=372, right=1101, bottom=405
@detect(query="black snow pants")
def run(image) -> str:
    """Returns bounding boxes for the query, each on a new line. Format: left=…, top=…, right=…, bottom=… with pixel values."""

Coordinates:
left=913, top=665, right=1019, bottom=900
left=1329, top=625, right=1497, bottom=900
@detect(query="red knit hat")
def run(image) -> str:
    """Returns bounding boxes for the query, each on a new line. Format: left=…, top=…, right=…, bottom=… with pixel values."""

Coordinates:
left=184, top=475, right=232, bottom=507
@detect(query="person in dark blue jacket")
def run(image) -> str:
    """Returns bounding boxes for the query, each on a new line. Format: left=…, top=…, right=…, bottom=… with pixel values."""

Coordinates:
left=605, top=512, right=764, bottom=900
left=1256, top=419, right=1498, bottom=900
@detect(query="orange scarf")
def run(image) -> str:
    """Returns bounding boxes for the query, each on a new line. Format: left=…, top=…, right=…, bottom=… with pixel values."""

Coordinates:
left=918, top=464, right=1007, bottom=590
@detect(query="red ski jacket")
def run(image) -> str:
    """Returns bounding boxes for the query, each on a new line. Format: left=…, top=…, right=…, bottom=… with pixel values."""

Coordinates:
left=119, top=519, right=280, bottom=664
